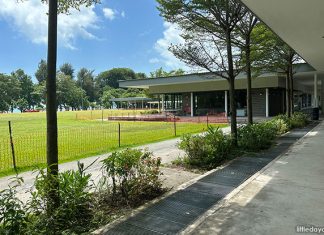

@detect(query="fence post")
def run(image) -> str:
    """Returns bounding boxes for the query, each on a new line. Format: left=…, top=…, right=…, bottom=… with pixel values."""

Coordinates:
left=173, top=116, right=177, bottom=137
left=8, top=121, right=17, bottom=172
left=118, top=123, right=121, bottom=148
left=101, top=108, right=104, bottom=123
left=206, top=113, right=209, bottom=128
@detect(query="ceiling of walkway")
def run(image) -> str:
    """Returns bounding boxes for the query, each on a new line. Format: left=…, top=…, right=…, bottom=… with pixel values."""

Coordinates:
left=241, top=0, right=324, bottom=72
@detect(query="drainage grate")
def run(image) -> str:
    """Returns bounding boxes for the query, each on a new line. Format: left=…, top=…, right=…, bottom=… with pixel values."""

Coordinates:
left=167, top=189, right=224, bottom=209
left=105, top=222, right=160, bottom=235
left=141, top=199, right=204, bottom=225
left=185, top=181, right=234, bottom=197
left=125, top=212, right=184, bottom=234
left=200, top=174, right=247, bottom=187
left=234, top=157, right=272, bottom=167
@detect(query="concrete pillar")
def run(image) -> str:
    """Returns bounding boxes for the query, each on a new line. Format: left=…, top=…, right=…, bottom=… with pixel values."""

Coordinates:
left=225, top=90, right=228, bottom=117
left=314, top=73, right=319, bottom=108
left=162, top=95, right=165, bottom=111
left=321, top=78, right=324, bottom=113
left=266, top=88, right=269, bottom=117
left=190, top=92, right=194, bottom=117
left=158, top=95, right=160, bottom=111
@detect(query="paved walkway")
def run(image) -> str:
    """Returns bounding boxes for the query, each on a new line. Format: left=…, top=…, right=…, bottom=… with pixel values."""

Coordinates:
left=100, top=122, right=321, bottom=234
left=190, top=121, right=324, bottom=235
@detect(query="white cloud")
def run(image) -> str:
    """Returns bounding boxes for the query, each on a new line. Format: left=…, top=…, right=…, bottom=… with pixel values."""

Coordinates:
left=103, top=8, right=125, bottom=20
left=149, top=58, right=160, bottom=64
left=103, top=8, right=115, bottom=20
left=153, top=22, right=189, bottom=70
left=0, top=0, right=99, bottom=49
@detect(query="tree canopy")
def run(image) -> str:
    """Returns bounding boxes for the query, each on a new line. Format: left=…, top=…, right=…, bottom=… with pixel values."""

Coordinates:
left=149, top=67, right=185, bottom=78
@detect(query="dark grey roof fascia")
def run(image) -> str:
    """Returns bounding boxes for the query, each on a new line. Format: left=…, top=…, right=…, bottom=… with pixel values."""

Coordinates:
left=109, top=97, right=153, bottom=102
left=119, top=63, right=314, bottom=89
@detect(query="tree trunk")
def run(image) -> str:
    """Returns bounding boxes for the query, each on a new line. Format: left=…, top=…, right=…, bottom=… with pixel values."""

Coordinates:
left=226, top=31, right=237, bottom=146
left=289, top=63, right=294, bottom=115
left=46, top=0, right=59, bottom=211
left=285, top=72, right=291, bottom=118
left=245, top=41, right=253, bottom=125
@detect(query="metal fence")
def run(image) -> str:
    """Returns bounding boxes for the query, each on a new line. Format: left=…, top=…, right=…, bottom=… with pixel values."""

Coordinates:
left=0, top=119, right=222, bottom=174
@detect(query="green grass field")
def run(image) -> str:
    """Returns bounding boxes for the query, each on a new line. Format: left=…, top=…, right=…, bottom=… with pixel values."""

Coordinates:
left=0, top=110, right=227, bottom=176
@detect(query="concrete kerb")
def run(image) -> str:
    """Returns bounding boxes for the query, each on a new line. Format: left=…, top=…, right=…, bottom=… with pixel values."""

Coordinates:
left=92, top=163, right=230, bottom=234
left=181, top=121, right=322, bottom=235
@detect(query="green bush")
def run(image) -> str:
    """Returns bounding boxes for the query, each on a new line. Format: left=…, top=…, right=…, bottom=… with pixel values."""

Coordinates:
left=290, top=112, right=309, bottom=128
left=28, top=162, right=93, bottom=234
left=269, top=118, right=290, bottom=135
left=272, top=112, right=309, bottom=131
left=140, top=110, right=160, bottom=115
left=238, top=122, right=277, bottom=151
left=0, top=177, right=28, bottom=235
left=273, top=114, right=292, bottom=129
left=101, top=149, right=164, bottom=206
left=178, top=126, right=232, bottom=169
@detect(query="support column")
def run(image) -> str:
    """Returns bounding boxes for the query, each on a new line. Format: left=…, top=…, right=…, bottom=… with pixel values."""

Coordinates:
left=266, top=88, right=269, bottom=117
left=158, top=95, right=160, bottom=111
left=190, top=92, right=194, bottom=117
left=224, top=90, right=228, bottom=117
left=321, top=78, right=324, bottom=113
left=162, top=95, right=165, bottom=111
left=314, top=73, right=319, bottom=108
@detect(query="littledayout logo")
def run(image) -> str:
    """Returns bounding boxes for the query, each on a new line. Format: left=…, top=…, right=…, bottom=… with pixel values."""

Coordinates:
left=296, top=225, right=324, bottom=234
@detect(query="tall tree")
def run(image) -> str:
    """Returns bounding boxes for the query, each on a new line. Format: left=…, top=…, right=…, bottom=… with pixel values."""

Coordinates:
left=12, top=69, right=35, bottom=109
left=76, top=68, right=97, bottom=102
left=0, top=74, right=21, bottom=112
left=57, top=73, right=88, bottom=110
left=96, top=68, right=137, bottom=90
left=35, top=59, right=48, bottom=84
left=252, top=24, right=300, bottom=117
left=38, top=0, right=100, bottom=213
left=234, top=11, right=258, bottom=124
left=149, top=67, right=185, bottom=78
left=59, top=62, right=74, bottom=78
left=135, top=72, right=147, bottom=79
left=157, top=0, right=246, bottom=145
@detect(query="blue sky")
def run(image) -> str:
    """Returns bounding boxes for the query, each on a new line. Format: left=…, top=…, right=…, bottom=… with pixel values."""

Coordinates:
left=0, top=0, right=186, bottom=80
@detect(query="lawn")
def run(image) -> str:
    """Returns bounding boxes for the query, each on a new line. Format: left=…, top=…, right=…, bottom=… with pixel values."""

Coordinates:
left=0, top=110, right=227, bottom=176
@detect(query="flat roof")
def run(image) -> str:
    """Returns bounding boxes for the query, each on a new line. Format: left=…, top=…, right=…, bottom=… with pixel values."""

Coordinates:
left=109, top=97, right=153, bottom=102
left=119, top=63, right=316, bottom=90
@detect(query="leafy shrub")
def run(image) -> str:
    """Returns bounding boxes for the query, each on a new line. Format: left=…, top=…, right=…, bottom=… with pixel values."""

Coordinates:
left=28, top=162, right=93, bottom=234
left=273, top=114, right=292, bottom=129
left=290, top=112, right=309, bottom=128
left=178, top=126, right=232, bottom=169
left=238, top=122, right=277, bottom=151
left=140, top=110, right=160, bottom=115
left=101, top=149, right=164, bottom=206
left=269, top=118, right=290, bottom=135
left=0, top=177, right=28, bottom=235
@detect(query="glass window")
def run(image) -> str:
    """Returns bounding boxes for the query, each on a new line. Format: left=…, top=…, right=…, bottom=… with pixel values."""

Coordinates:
left=194, top=91, right=225, bottom=115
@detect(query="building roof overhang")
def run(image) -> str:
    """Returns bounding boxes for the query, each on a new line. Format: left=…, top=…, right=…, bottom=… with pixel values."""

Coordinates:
left=119, top=64, right=316, bottom=91
left=240, top=0, right=324, bottom=72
